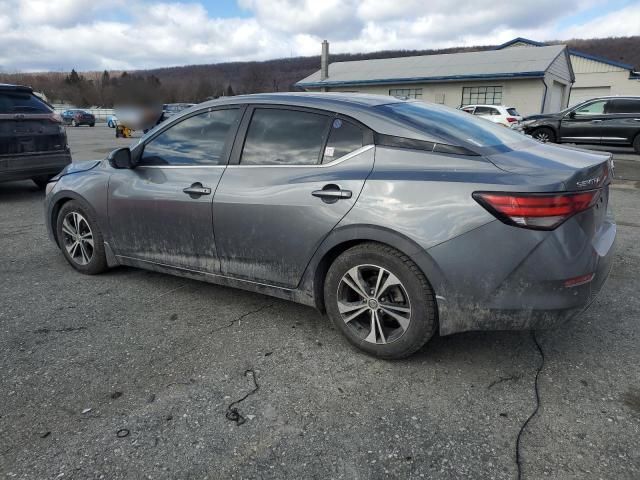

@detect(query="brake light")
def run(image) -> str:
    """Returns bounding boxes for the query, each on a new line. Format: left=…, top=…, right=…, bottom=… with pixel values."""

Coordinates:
left=473, top=190, right=599, bottom=230
left=506, top=117, right=518, bottom=123
left=49, top=113, right=63, bottom=123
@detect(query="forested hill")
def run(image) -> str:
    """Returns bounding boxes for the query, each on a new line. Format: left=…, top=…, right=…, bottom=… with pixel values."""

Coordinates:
left=145, top=35, right=640, bottom=94
left=2, top=36, right=637, bottom=106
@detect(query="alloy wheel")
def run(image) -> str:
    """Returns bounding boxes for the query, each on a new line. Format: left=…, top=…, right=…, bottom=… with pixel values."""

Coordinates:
left=336, top=264, right=412, bottom=344
left=533, top=131, right=549, bottom=142
left=61, top=211, right=94, bottom=265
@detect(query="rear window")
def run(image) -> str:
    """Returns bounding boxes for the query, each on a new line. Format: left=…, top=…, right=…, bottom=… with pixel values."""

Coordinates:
left=0, top=92, right=52, bottom=114
left=507, top=108, right=520, bottom=116
left=377, top=102, right=531, bottom=150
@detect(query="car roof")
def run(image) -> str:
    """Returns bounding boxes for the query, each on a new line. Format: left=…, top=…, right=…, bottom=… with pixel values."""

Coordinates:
left=0, top=83, right=33, bottom=93
left=194, top=92, right=436, bottom=141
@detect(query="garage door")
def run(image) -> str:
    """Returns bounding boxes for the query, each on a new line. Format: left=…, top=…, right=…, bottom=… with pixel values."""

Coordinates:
left=569, top=86, right=611, bottom=106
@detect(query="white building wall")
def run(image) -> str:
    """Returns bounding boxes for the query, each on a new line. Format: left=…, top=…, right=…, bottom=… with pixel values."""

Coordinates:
left=311, top=78, right=545, bottom=116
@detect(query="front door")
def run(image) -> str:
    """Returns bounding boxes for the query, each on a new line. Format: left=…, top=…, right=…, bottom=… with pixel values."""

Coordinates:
left=559, top=99, right=609, bottom=144
left=213, top=106, right=375, bottom=287
left=108, top=107, right=241, bottom=272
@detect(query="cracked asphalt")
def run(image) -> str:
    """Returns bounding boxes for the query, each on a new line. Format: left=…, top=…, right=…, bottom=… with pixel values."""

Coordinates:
left=1, top=125, right=639, bottom=479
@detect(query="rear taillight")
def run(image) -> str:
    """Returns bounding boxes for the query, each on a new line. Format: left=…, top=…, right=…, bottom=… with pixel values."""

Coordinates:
left=506, top=117, right=518, bottom=123
left=50, top=113, right=63, bottom=123
left=473, top=190, right=600, bottom=230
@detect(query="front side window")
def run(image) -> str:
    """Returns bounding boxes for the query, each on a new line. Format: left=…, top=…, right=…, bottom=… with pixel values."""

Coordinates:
left=140, top=108, right=238, bottom=166
left=462, top=86, right=502, bottom=106
left=240, top=108, right=329, bottom=165
left=389, top=88, right=423, bottom=99
left=322, top=118, right=364, bottom=163
left=574, top=100, right=607, bottom=116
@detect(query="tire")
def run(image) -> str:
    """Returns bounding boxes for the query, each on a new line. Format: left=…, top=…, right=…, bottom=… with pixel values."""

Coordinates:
left=633, top=134, right=640, bottom=154
left=531, top=127, right=555, bottom=143
left=71, top=120, right=77, bottom=127
left=90, top=123, right=95, bottom=127
left=324, top=242, right=437, bottom=359
left=56, top=200, right=108, bottom=275
left=32, top=175, right=53, bottom=189
left=108, top=120, right=114, bottom=128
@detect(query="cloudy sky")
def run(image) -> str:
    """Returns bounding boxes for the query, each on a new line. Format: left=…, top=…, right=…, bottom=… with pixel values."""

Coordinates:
left=1, top=0, right=639, bottom=72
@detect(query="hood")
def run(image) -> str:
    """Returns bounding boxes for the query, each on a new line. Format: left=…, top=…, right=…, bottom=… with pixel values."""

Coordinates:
left=52, top=160, right=101, bottom=180
left=523, top=112, right=561, bottom=121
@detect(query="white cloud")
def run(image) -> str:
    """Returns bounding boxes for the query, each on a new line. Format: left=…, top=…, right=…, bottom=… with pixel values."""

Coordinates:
left=0, top=0, right=636, bottom=72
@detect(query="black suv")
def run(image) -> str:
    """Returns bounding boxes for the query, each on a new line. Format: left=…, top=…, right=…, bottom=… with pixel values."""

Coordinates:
left=0, top=84, right=71, bottom=188
left=522, top=96, right=640, bottom=153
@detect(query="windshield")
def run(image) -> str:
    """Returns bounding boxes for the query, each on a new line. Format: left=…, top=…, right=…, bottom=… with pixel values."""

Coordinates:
left=377, top=101, right=533, bottom=151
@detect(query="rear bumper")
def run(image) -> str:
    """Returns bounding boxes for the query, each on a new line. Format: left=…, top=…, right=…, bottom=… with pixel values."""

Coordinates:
left=0, top=150, right=72, bottom=182
left=430, top=212, right=616, bottom=335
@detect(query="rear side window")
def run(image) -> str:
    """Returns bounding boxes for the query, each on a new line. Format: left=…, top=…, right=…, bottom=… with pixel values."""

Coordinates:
left=507, top=108, right=520, bottom=116
left=0, top=92, right=51, bottom=114
left=240, top=108, right=330, bottom=165
left=322, top=119, right=364, bottom=163
left=474, top=106, right=498, bottom=116
left=607, top=99, right=640, bottom=114
left=140, top=108, right=239, bottom=166
left=377, top=101, right=531, bottom=150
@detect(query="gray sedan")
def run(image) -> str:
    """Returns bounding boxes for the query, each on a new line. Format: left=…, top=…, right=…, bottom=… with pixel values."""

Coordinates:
left=44, top=93, right=615, bottom=358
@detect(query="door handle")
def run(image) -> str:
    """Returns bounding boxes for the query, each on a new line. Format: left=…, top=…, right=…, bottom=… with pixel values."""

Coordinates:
left=590, top=119, right=603, bottom=123
left=312, top=185, right=352, bottom=202
left=183, top=182, right=211, bottom=197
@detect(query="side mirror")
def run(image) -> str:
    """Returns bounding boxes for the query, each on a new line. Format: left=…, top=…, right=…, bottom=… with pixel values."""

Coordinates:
left=568, top=111, right=576, bottom=119
left=108, top=147, right=134, bottom=169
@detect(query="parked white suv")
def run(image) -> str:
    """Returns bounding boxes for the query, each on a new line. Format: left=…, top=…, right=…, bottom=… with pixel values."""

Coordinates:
left=460, top=104, right=523, bottom=128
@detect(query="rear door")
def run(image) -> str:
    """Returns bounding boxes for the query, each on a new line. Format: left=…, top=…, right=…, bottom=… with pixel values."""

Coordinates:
left=212, top=105, right=375, bottom=287
left=108, top=106, right=242, bottom=272
left=559, top=99, right=609, bottom=143
left=599, top=98, right=640, bottom=145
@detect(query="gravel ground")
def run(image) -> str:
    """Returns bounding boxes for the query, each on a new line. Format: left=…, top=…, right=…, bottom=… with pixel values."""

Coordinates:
left=1, top=125, right=639, bottom=479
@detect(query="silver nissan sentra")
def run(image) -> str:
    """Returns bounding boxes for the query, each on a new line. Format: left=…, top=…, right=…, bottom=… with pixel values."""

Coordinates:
left=44, top=93, right=616, bottom=358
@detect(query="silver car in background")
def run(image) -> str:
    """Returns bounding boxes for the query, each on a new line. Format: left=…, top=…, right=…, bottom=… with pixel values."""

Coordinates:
left=44, top=93, right=615, bottom=358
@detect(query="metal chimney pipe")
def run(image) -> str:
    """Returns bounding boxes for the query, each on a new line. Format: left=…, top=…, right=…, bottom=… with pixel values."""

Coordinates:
left=321, top=40, right=329, bottom=81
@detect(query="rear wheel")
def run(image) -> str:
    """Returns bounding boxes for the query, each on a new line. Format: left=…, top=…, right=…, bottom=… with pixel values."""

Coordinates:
left=633, top=134, right=640, bottom=154
left=90, top=123, right=95, bottom=127
left=531, top=127, right=555, bottom=143
left=56, top=200, right=107, bottom=275
left=71, top=119, right=77, bottom=127
left=324, top=243, right=437, bottom=359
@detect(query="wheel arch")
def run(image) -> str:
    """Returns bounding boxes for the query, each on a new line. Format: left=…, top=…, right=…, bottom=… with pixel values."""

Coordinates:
left=299, top=224, right=449, bottom=316
left=47, top=191, right=99, bottom=248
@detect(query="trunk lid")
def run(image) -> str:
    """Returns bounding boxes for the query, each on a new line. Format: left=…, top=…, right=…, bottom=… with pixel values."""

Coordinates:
left=485, top=142, right=612, bottom=191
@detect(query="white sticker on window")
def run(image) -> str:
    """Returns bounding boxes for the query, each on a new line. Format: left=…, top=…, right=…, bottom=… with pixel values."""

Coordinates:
left=325, top=146, right=335, bottom=157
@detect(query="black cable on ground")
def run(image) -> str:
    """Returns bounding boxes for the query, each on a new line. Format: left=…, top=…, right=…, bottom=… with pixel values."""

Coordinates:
left=225, top=369, right=259, bottom=426
left=515, top=330, right=545, bottom=480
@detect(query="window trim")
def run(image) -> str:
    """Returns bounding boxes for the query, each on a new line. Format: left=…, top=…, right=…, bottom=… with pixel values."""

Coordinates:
left=133, top=105, right=245, bottom=168
left=228, top=104, right=373, bottom=167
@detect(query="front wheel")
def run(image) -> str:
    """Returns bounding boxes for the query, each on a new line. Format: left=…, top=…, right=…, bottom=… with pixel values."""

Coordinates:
left=56, top=200, right=108, bottom=275
left=530, top=127, right=555, bottom=143
left=71, top=119, right=78, bottom=127
left=324, top=243, right=437, bottom=359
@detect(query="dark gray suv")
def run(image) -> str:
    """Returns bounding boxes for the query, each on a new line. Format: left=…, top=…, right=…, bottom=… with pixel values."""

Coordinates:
left=44, top=93, right=615, bottom=358
left=1, top=84, right=71, bottom=188
left=522, top=96, right=640, bottom=152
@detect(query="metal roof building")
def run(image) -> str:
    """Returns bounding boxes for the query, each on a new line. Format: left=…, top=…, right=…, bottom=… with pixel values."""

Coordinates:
left=495, top=37, right=640, bottom=106
left=297, top=42, right=575, bottom=116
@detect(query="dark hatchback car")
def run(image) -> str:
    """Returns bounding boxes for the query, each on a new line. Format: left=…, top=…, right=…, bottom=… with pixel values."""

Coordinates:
left=522, top=96, right=640, bottom=152
left=0, top=84, right=71, bottom=188
left=45, top=93, right=615, bottom=358
left=61, top=109, right=96, bottom=127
